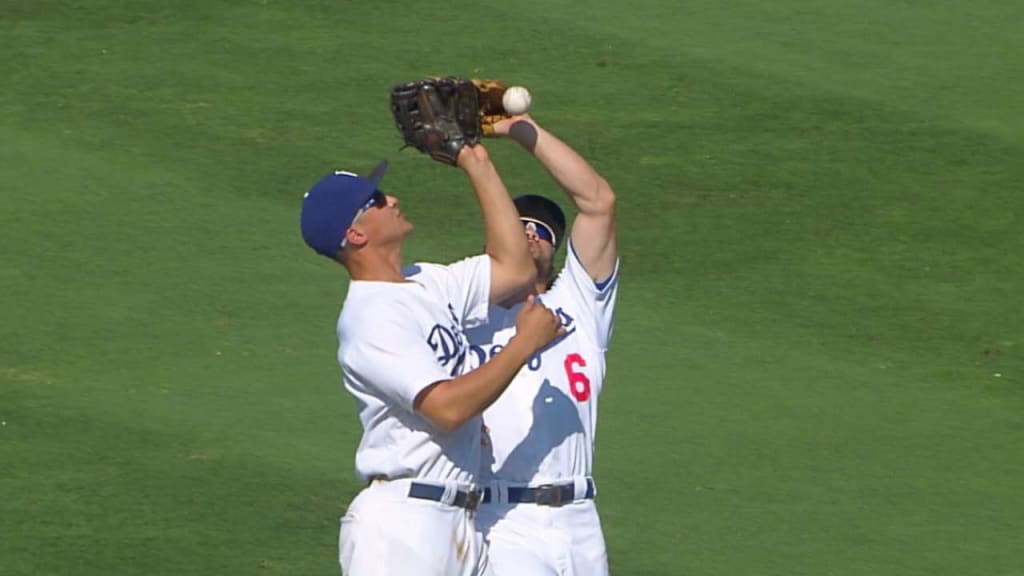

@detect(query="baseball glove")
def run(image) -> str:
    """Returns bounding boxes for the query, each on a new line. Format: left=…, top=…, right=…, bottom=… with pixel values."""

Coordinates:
left=390, top=77, right=482, bottom=166
left=390, top=77, right=513, bottom=165
left=470, top=78, right=510, bottom=136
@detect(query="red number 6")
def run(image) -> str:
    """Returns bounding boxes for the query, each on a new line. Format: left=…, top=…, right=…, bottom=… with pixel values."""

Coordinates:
left=564, top=353, right=591, bottom=402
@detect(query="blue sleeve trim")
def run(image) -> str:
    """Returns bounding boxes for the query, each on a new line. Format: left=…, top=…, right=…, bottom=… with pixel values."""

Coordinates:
left=568, top=240, right=617, bottom=292
left=594, top=273, right=615, bottom=292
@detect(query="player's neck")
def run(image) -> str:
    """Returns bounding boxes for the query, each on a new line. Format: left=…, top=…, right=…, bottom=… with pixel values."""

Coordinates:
left=345, top=246, right=405, bottom=282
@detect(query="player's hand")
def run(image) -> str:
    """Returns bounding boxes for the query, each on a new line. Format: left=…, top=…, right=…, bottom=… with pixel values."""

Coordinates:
left=512, top=295, right=565, bottom=353
left=456, top=143, right=491, bottom=169
left=491, top=116, right=538, bottom=151
left=491, top=115, right=536, bottom=135
left=490, top=114, right=529, bottom=135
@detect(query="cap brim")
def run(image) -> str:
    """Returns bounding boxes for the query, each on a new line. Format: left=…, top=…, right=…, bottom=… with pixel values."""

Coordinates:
left=367, top=160, right=388, bottom=187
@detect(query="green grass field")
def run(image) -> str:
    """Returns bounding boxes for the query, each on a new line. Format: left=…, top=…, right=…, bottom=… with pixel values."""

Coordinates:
left=2, top=1, right=1022, bottom=574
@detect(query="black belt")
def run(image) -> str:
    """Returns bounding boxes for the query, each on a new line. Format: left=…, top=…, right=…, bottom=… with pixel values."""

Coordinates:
left=483, top=478, right=596, bottom=507
left=407, top=482, right=482, bottom=511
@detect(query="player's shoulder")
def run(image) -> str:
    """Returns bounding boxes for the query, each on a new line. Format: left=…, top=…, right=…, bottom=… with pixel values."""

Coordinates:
left=403, top=261, right=441, bottom=277
left=405, top=255, right=489, bottom=288
left=401, top=262, right=447, bottom=296
left=406, top=255, right=488, bottom=274
left=402, top=259, right=463, bottom=280
left=551, top=240, right=619, bottom=294
left=338, top=282, right=414, bottom=333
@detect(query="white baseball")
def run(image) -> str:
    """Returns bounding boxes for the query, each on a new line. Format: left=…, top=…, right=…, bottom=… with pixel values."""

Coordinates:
left=502, top=86, right=532, bottom=115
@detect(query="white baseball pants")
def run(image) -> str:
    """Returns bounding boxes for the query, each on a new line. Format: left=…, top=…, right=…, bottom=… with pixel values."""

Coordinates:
left=339, top=479, right=495, bottom=576
left=475, top=483, right=608, bottom=576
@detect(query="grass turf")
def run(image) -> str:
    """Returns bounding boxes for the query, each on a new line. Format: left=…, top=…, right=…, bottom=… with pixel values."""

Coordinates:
left=2, top=0, right=1021, bottom=574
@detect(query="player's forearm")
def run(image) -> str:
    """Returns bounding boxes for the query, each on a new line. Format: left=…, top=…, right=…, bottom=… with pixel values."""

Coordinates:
left=461, top=156, right=533, bottom=276
left=414, top=336, right=535, bottom=432
left=513, top=120, right=615, bottom=217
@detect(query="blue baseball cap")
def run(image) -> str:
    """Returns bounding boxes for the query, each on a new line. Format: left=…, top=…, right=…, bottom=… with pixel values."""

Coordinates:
left=300, top=161, right=388, bottom=258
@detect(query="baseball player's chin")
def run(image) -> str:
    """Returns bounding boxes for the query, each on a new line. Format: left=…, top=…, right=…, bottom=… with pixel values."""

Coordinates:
left=534, top=251, right=555, bottom=276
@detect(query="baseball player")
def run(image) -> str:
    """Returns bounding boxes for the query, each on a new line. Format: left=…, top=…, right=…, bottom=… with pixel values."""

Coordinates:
left=466, top=116, right=619, bottom=575
left=300, top=144, right=565, bottom=576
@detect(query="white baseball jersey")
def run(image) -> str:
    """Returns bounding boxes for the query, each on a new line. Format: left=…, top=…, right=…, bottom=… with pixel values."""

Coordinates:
left=337, top=255, right=491, bottom=485
left=467, top=241, right=619, bottom=484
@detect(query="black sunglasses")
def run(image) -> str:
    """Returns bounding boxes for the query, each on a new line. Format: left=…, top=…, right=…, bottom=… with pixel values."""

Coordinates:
left=351, top=190, right=388, bottom=226
left=369, top=189, right=387, bottom=208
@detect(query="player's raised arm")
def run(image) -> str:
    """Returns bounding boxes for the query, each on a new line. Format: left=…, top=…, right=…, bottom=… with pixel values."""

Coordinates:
left=457, top=144, right=536, bottom=303
left=415, top=295, right=564, bottom=430
left=496, top=116, right=618, bottom=283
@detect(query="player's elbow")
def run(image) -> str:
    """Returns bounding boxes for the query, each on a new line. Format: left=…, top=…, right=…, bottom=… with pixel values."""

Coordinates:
left=423, top=406, right=469, bottom=432
left=430, top=412, right=465, bottom=433
left=414, top=382, right=470, bottom=432
left=591, top=179, right=616, bottom=216
left=580, top=177, right=616, bottom=217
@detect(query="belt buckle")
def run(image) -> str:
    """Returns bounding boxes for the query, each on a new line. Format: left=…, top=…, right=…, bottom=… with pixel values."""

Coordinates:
left=464, top=489, right=482, bottom=511
left=533, top=484, right=565, bottom=507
